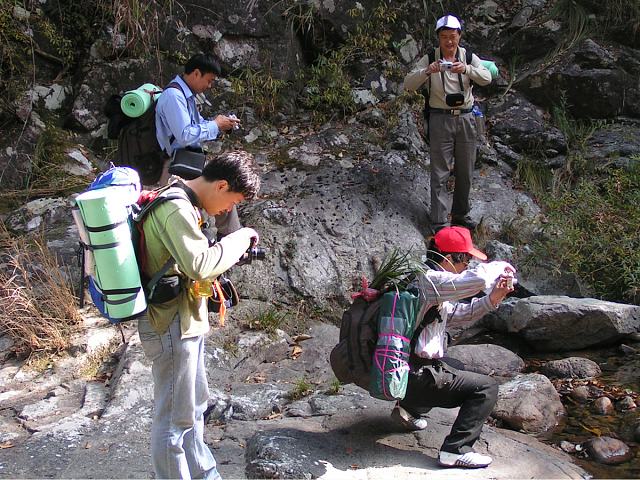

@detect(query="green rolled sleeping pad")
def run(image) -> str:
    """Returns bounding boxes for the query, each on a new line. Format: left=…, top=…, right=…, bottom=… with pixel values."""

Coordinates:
left=120, top=83, right=161, bottom=118
left=481, top=60, right=499, bottom=79
left=75, top=186, right=147, bottom=319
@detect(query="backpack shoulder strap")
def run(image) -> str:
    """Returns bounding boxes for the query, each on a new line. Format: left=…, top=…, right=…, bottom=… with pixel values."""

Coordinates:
left=136, top=181, right=200, bottom=297
left=410, top=305, right=442, bottom=353
left=463, top=46, right=474, bottom=64
left=427, top=47, right=435, bottom=66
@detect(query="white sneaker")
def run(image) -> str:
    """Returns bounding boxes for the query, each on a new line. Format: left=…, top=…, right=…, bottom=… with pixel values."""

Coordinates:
left=438, top=450, right=493, bottom=468
left=390, top=406, right=428, bottom=431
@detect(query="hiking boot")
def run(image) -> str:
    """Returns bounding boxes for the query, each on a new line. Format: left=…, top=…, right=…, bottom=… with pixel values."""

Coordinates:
left=438, top=450, right=493, bottom=468
left=450, top=215, right=478, bottom=231
left=391, top=405, right=428, bottom=431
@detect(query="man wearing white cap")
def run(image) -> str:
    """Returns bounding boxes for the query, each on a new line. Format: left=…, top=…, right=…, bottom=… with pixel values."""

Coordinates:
left=403, top=15, right=492, bottom=233
left=390, top=226, right=515, bottom=468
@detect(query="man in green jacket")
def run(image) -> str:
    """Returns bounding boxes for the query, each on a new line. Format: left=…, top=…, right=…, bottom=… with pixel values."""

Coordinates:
left=138, top=150, right=261, bottom=479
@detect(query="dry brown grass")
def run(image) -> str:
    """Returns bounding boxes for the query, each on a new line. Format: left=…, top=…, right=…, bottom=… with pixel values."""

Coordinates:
left=0, top=223, right=82, bottom=357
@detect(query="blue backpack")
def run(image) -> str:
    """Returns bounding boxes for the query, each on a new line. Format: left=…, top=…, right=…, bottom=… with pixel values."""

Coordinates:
left=73, top=166, right=190, bottom=323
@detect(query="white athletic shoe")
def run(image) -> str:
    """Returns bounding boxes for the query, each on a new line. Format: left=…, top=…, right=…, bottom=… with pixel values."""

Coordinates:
left=438, top=450, right=493, bottom=468
left=390, top=405, right=428, bottom=431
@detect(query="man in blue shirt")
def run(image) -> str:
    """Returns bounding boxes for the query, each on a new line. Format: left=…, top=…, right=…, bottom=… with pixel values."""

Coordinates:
left=156, top=54, right=239, bottom=183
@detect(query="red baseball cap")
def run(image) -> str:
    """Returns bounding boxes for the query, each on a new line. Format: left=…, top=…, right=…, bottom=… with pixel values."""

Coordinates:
left=434, top=226, right=487, bottom=261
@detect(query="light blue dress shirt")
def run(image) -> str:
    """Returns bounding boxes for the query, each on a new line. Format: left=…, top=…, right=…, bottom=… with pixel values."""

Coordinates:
left=155, top=75, right=220, bottom=156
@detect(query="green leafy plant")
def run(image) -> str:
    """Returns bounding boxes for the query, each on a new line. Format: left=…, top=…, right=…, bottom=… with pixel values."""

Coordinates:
left=297, top=0, right=402, bottom=120
left=21, top=124, right=90, bottom=199
left=515, top=157, right=554, bottom=199
left=551, top=95, right=604, bottom=186
left=231, top=68, right=289, bottom=118
left=246, top=307, right=288, bottom=335
left=110, top=0, right=176, bottom=57
left=535, top=164, right=640, bottom=304
left=370, top=248, right=427, bottom=291
left=547, top=0, right=592, bottom=55
left=289, top=377, right=313, bottom=400
left=326, top=377, right=342, bottom=395
left=282, top=0, right=318, bottom=40
left=300, top=50, right=356, bottom=118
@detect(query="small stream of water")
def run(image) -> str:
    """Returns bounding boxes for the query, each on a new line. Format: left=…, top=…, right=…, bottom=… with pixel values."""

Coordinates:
left=470, top=333, right=640, bottom=478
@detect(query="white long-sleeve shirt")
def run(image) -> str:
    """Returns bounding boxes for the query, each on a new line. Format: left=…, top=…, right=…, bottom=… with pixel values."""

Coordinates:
left=413, top=263, right=508, bottom=359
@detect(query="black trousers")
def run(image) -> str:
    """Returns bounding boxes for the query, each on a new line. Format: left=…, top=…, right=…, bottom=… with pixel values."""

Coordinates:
left=399, top=357, right=498, bottom=454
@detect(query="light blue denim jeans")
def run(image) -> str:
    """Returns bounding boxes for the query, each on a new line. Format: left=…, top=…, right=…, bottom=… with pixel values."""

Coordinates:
left=138, top=314, right=221, bottom=480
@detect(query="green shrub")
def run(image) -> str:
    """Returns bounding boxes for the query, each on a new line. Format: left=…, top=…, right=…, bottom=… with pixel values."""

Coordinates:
left=231, top=68, right=289, bottom=118
left=289, top=377, right=313, bottom=400
left=300, top=50, right=356, bottom=118
left=246, top=307, right=288, bottom=334
left=535, top=165, right=640, bottom=304
left=297, top=1, right=402, bottom=119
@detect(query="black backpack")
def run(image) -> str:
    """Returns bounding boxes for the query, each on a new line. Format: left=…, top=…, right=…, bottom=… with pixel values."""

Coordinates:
left=104, top=83, right=181, bottom=185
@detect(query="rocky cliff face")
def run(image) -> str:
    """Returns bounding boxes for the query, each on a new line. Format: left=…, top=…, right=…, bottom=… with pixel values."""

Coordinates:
left=1, top=2, right=640, bottom=477
left=5, top=0, right=639, bottom=310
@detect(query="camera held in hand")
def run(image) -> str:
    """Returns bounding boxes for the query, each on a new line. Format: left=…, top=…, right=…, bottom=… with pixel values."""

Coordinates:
left=227, top=112, right=241, bottom=130
left=439, top=60, right=454, bottom=71
left=236, top=239, right=266, bottom=266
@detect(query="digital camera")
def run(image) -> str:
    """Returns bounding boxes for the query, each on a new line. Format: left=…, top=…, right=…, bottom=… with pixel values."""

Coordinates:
left=228, top=112, right=241, bottom=130
left=237, top=238, right=266, bottom=266
left=440, top=61, right=454, bottom=71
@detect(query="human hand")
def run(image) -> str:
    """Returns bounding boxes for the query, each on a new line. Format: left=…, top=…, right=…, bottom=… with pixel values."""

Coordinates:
left=214, top=114, right=241, bottom=132
left=451, top=61, right=466, bottom=74
left=488, top=272, right=515, bottom=307
left=239, top=227, right=259, bottom=248
left=426, top=61, right=441, bottom=74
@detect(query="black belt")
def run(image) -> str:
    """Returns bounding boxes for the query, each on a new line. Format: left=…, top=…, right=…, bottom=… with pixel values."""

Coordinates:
left=430, top=108, right=472, bottom=115
left=409, top=355, right=439, bottom=367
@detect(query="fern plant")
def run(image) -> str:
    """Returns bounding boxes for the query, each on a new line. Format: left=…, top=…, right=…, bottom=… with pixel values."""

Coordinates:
left=369, top=248, right=426, bottom=291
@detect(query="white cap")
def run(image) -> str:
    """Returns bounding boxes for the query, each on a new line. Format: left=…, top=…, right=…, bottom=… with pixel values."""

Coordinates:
left=435, top=15, right=462, bottom=32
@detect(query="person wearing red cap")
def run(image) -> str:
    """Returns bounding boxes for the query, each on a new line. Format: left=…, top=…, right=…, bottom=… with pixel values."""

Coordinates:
left=403, top=14, right=492, bottom=232
left=390, top=226, right=514, bottom=469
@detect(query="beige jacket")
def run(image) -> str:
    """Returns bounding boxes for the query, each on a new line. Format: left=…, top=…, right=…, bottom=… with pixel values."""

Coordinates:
left=403, top=47, right=491, bottom=110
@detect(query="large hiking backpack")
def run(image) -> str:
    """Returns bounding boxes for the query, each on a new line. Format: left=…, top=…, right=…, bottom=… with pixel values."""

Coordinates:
left=369, top=288, right=420, bottom=401
left=73, top=166, right=194, bottom=323
left=330, top=283, right=440, bottom=400
left=330, top=296, right=382, bottom=391
left=104, top=82, right=181, bottom=185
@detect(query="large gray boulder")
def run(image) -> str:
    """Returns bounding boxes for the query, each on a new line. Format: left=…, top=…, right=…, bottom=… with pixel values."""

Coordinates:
left=540, top=357, right=602, bottom=379
left=489, top=92, right=566, bottom=158
left=446, top=344, right=525, bottom=377
left=245, top=404, right=586, bottom=480
left=492, top=373, right=566, bottom=433
left=519, top=39, right=640, bottom=119
left=483, top=296, right=640, bottom=351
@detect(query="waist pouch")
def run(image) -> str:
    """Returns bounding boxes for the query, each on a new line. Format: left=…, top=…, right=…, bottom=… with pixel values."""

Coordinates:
left=207, top=276, right=239, bottom=310
left=445, top=92, right=465, bottom=107
left=169, top=147, right=206, bottom=180
left=148, top=275, right=182, bottom=304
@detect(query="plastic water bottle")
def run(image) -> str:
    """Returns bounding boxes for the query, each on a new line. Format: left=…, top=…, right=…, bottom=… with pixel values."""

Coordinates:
left=191, top=280, right=213, bottom=298
left=472, top=105, right=485, bottom=142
